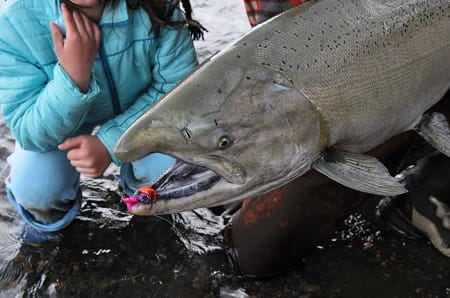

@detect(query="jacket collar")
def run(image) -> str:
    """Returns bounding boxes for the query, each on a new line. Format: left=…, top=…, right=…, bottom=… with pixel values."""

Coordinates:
left=99, top=0, right=129, bottom=27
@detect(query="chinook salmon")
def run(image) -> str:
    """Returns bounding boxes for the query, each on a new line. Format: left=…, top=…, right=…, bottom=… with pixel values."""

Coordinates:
left=114, top=0, right=450, bottom=215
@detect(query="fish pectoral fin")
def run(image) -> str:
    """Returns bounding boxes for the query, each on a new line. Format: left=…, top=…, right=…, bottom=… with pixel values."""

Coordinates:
left=415, top=112, right=450, bottom=157
left=312, top=149, right=407, bottom=196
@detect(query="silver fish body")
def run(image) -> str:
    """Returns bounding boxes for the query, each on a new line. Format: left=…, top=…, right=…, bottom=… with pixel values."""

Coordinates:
left=115, top=0, right=450, bottom=215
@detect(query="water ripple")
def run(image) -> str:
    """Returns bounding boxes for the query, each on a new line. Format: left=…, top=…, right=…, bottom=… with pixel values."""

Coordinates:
left=172, top=208, right=227, bottom=254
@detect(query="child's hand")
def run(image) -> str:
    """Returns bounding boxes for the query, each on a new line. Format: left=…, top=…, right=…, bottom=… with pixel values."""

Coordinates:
left=50, top=3, right=101, bottom=93
left=58, top=135, right=112, bottom=178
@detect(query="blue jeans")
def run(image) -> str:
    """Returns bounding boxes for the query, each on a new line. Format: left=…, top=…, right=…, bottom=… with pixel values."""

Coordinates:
left=5, top=124, right=174, bottom=232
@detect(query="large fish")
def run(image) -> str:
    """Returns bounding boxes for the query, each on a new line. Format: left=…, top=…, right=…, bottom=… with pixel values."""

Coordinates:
left=114, top=0, right=450, bottom=215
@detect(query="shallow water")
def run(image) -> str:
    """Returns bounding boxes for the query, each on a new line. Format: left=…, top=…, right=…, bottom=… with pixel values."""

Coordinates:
left=2, top=1, right=450, bottom=297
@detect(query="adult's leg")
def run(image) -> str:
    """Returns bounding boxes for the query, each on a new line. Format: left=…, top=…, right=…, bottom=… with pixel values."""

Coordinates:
left=232, top=91, right=450, bottom=278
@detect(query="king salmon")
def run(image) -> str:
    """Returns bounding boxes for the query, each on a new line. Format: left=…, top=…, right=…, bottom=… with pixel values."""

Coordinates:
left=115, top=0, right=450, bottom=215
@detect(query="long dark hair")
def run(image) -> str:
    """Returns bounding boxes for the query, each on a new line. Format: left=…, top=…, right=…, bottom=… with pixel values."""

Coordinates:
left=62, top=0, right=206, bottom=40
left=130, top=0, right=207, bottom=40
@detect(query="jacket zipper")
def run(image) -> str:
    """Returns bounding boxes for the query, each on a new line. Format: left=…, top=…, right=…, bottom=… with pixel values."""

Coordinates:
left=99, top=43, right=122, bottom=115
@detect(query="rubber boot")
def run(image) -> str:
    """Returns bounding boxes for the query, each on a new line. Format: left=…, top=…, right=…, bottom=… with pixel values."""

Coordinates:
left=376, top=152, right=450, bottom=256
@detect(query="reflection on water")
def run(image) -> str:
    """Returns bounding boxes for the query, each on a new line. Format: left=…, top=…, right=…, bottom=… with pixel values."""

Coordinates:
left=172, top=208, right=226, bottom=254
left=0, top=194, right=22, bottom=292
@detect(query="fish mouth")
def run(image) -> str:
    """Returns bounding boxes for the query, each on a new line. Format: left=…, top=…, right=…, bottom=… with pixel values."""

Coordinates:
left=125, top=157, right=247, bottom=215
left=153, top=160, right=222, bottom=201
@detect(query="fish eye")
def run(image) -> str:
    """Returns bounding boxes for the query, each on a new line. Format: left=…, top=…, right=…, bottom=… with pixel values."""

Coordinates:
left=218, top=135, right=232, bottom=149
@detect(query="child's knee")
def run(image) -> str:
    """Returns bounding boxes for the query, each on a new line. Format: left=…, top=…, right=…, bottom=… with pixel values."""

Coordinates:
left=9, top=179, right=79, bottom=212
left=6, top=145, right=81, bottom=212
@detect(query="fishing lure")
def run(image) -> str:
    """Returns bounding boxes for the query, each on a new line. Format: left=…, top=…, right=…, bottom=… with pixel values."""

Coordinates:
left=122, top=185, right=157, bottom=213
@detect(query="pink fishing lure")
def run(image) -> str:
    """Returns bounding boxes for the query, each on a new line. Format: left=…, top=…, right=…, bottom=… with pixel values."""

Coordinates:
left=122, top=186, right=157, bottom=213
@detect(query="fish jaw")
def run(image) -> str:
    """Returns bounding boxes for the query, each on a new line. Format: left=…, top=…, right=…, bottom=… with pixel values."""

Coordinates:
left=124, top=161, right=315, bottom=215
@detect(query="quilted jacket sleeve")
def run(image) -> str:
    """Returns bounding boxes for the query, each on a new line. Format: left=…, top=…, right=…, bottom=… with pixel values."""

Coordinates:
left=96, top=21, right=198, bottom=165
left=0, top=14, right=100, bottom=152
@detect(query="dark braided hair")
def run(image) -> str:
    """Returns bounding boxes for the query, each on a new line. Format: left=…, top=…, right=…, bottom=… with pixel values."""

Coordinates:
left=127, top=0, right=207, bottom=40
left=62, top=0, right=207, bottom=40
left=179, top=0, right=207, bottom=40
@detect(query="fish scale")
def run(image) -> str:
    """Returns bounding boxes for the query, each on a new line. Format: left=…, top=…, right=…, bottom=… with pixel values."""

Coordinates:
left=250, top=0, right=450, bottom=151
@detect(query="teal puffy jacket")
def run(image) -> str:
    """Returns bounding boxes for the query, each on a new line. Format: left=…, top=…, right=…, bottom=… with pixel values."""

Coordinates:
left=0, top=0, right=198, bottom=164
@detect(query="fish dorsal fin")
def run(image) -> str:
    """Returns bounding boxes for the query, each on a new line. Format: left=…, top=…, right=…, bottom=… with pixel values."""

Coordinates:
left=312, top=149, right=407, bottom=196
left=415, top=112, right=450, bottom=157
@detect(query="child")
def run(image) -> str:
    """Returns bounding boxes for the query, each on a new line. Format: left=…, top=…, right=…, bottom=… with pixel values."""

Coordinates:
left=0, top=0, right=203, bottom=237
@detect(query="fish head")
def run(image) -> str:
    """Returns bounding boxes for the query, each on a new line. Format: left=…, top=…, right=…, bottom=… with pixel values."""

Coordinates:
left=114, top=59, right=326, bottom=215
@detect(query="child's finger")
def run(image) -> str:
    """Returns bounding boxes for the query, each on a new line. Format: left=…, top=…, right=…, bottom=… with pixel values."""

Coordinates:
left=72, top=9, right=88, bottom=37
left=67, top=148, right=84, bottom=161
left=80, top=12, right=96, bottom=37
left=93, top=24, right=101, bottom=45
left=75, top=167, right=100, bottom=178
left=69, top=159, right=89, bottom=168
left=61, top=3, right=78, bottom=37
left=58, top=136, right=82, bottom=151
left=49, top=23, right=64, bottom=54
